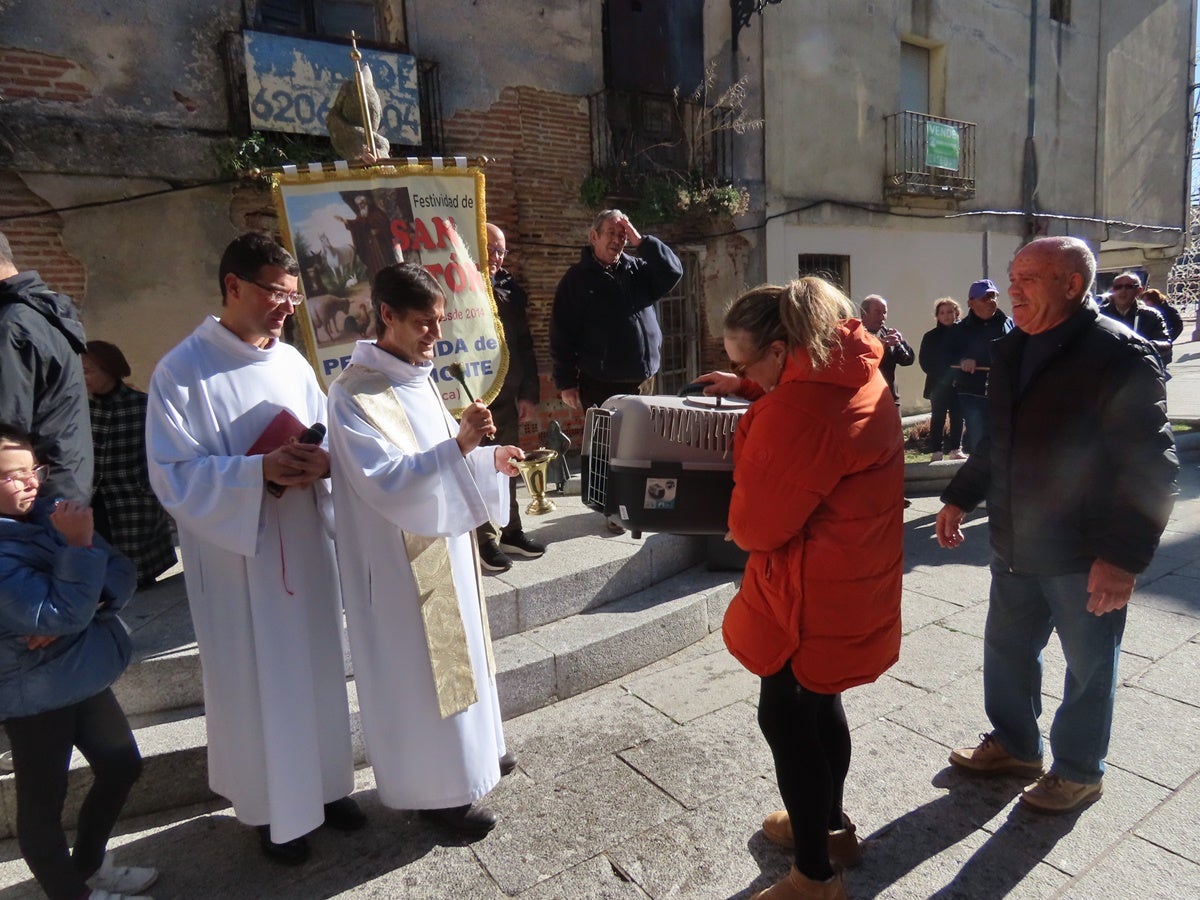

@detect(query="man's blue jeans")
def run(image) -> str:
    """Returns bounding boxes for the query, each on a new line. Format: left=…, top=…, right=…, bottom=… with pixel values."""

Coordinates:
left=959, top=393, right=988, bottom=452
left=983, top=560, right=1126, bottom=784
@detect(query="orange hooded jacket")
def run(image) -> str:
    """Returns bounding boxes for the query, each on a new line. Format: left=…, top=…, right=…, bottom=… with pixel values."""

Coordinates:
left=722, top=320, right=904, bottom=693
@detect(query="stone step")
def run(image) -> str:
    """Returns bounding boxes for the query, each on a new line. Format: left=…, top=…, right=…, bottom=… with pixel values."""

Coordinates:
left=0, top=563, right=737, bottom=838
left=492, top=563, right=737, bottom=718
left=108, top=528, right=705, bottom=718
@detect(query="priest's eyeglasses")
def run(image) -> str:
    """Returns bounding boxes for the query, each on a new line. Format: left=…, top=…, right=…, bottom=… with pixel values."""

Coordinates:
left=0, top=465, right=48, bottom=487
left=236, top=275, right=305, bottom=306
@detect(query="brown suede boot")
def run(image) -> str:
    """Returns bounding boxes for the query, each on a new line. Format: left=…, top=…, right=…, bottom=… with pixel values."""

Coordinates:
left=750, top=865, right=847, bottom=900
left=760, top=811, right=862, bottom=869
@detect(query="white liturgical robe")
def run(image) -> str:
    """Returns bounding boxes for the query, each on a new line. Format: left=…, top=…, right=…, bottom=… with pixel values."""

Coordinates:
left=146, top=317, right=353, bottom=844
left=328, top=340, right=509, bottom=810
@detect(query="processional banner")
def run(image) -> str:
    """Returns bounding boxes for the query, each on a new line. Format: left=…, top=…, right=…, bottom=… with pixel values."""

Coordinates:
left=272, top=161, right=506, bottom=414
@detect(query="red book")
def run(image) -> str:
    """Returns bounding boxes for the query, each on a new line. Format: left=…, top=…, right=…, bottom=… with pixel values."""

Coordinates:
left=246, top=409, right=307, bottom=456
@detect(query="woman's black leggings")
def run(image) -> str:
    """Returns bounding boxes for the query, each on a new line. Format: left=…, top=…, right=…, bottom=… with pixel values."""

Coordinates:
left=4, top=688, right=142, bottom=900
left=757, top=664, right=851, bottom=882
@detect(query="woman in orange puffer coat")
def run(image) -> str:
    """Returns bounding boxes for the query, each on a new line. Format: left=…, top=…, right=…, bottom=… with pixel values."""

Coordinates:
left=699, top=278, right=904, bottom=900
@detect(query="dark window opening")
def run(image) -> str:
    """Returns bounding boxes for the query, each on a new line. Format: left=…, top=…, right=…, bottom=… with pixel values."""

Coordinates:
left=603, top=0, right=703, bottom=94
left=256, top=0, right=378, bottom=41
left=1050, top=0, right=1071, bottom=25
left=797, top=254, right=851, bottom=297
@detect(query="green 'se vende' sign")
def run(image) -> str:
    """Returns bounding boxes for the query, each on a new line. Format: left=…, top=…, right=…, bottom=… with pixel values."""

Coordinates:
left=925, top=122, right=960, bottom=171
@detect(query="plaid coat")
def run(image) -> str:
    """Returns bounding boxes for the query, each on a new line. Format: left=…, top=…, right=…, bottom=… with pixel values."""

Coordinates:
left=90, top=382, right=176, bottom=586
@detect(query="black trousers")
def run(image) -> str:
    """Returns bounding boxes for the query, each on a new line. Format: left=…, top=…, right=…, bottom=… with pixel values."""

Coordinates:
left=4, top=688, right=142, bottom=900
left=757, top=665, right=850, bottom=881
left=928, top=384, right=964, bottom=453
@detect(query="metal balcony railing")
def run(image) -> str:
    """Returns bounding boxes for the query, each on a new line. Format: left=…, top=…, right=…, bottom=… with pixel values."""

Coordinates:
left=588, top=88, right=734, bottom=183
left=883, top=110, right=976, bottom=200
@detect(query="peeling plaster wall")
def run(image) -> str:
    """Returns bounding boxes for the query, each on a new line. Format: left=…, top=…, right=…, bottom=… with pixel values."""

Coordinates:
left=20, top=174, right=239, bottom=387
left=405, top=0, right=602, bottom=116
left=0, top=0, right=239, bottom=128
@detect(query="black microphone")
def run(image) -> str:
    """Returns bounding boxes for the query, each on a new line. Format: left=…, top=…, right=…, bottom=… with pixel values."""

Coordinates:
left=266, top=423, right=327, bottom=498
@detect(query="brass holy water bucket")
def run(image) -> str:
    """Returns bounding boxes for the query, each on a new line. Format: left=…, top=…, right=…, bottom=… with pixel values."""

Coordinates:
left=511, top=448, right=559, bottom=514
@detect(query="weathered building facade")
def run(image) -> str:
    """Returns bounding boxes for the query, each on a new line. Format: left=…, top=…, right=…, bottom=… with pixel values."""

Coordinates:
left=756, top=0, right=1196, bottom=408
left=1, top=0, right=1193, bottom=418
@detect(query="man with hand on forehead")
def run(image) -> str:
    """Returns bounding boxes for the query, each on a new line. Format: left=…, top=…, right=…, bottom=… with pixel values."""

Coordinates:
left=550, top=209, right=682, bottom=411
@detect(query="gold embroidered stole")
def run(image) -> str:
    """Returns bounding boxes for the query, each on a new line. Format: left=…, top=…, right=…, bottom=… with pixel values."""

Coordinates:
left=339, top=363, right=495, bottom=719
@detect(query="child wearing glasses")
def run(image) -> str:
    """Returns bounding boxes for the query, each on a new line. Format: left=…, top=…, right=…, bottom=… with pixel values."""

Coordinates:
left=0, top=423, right=157, bottom=899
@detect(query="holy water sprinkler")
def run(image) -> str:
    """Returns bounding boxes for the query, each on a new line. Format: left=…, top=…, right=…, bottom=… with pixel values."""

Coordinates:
left=446, top=362, right=476, bottom=403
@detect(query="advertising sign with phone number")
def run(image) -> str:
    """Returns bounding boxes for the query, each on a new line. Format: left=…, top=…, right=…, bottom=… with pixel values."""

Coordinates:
left=243, top=30, right=421, bottom=146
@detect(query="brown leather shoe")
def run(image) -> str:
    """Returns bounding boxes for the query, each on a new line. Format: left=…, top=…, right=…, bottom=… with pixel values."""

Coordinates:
left=760, top=811, right=861, bottom=869
left=1019, top=773, right=1103, bottom=814
left=750, top=865, right=846, bottom=900
left=949, top=732, right=1044, bottom=777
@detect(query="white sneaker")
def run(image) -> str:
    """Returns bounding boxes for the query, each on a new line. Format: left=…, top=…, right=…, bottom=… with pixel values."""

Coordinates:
left=948, top=449, right=968, bottom=460
left=87, top=852, right=159, bottom=895
left=0, top=750, right=12, bottom=773
left=89, top=890, right=153, bottom=900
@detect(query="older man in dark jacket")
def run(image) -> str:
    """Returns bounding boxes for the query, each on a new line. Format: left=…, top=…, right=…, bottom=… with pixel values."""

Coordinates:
left=936, top=236, right=1177, bottom=815
left=0, top=231, right=92, bottom=503
left=550, top=210, right=682, bottom=411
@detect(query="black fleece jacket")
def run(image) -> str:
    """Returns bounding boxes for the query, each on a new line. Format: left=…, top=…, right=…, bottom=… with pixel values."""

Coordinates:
left=941, top=302, right=1177, bottom=576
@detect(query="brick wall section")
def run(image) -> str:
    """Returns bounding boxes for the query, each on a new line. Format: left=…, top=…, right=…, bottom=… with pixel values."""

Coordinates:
left=443, top=86, right=594, bottom=448
left=0, top=172, right=87, bottom=301
left=0, top=48, right=93, bottom=103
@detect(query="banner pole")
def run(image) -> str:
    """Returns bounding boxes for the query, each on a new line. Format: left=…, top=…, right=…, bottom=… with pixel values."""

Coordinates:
left=349, top=31, right=377, bottom=161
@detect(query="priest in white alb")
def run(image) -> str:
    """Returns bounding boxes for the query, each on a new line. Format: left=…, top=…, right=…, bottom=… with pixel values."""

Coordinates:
left=328, top=263, right=522, bottom=837
left=146, top=233, right=363, bottom=865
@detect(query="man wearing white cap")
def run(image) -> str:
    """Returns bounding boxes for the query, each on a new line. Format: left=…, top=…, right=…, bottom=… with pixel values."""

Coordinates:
left=947, top=279, right=1012, bottom=453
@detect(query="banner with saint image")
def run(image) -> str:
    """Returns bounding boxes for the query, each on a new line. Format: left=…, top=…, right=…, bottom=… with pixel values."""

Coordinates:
left=271, top=162, right=507, bottom=413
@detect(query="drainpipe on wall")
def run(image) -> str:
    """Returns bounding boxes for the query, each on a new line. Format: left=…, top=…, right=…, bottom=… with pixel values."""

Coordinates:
left=1021, top=0, right=1039, bottom=241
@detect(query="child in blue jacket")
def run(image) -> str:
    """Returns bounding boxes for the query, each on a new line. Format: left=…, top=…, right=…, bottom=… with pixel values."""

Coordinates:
left=0, top=424, right=157, bottom=899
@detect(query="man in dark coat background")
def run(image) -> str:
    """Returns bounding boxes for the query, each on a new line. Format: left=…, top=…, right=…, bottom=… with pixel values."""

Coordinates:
left=946, top=279, right=1013, bottom=454
left=476, top=223, right=547, bottom=573
left=1099, top=271, right=1173, bottom=369
left=0, top=230, right=92, bottom=503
